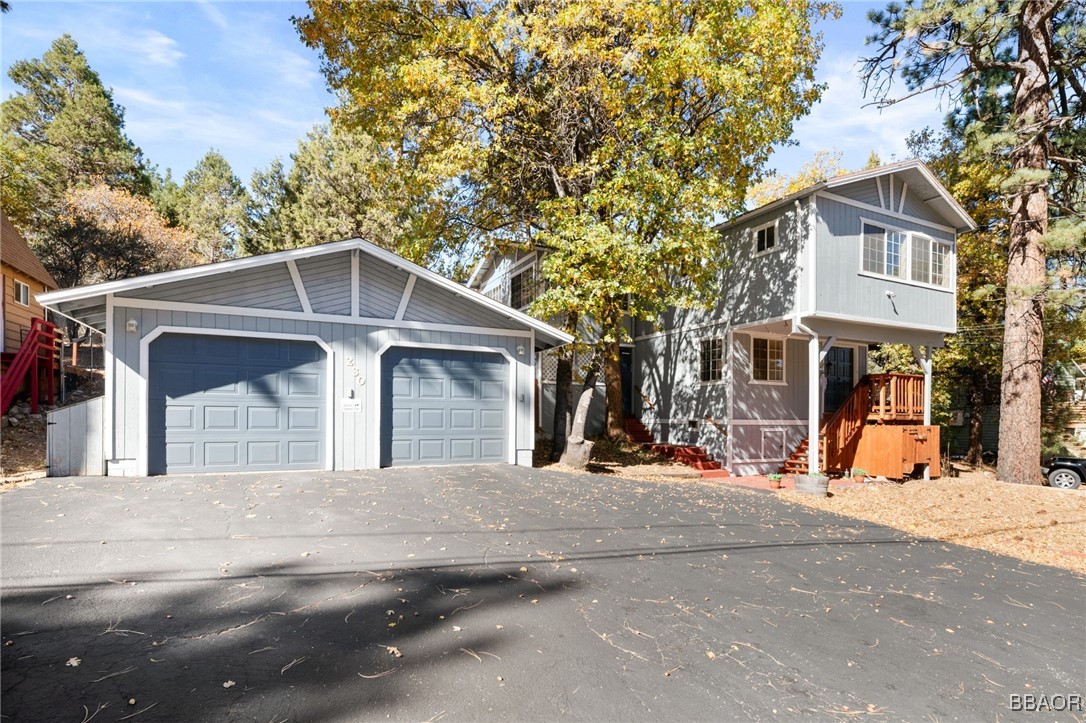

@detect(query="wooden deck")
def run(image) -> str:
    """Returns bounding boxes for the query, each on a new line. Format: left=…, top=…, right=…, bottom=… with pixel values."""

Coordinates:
left=785, top=374, right=938, bottom=479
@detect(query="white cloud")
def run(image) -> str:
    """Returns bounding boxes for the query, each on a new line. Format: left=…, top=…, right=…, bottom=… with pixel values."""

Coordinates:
left=770, top=51, right=950, bottom=177
left=91, top=28, right=185, bottom=68
left=133, top=29, right=186, bottom=67
left=196, top=0, right=230, bottom=31
left=273, top=50, right=322, bottom=90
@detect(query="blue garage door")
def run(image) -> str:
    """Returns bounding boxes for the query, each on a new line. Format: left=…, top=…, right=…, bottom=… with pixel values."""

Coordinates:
left=148, top=334, right=326, bottom=475
left=381, top=348, right=508, bottom=467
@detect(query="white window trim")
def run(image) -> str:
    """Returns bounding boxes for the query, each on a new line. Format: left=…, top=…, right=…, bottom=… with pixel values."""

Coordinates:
left=699, top=336, right=725, bottom=385
left=858, top=217, right=955, bottom=292
left=751, top=219, right=781, bottom=258
left=509, top=264, right=536, bottom=311
left=14, top=279, right=31, bottom=306
left=749, top=333, right=787, bottom=386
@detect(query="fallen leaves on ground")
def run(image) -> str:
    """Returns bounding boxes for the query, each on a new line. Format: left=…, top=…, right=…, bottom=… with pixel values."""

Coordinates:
left=781, top=471, right=1086, bottom=574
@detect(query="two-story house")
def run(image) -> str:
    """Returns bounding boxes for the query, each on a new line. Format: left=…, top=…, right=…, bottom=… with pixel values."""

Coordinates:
left=470, top=160, right=976, bottom=479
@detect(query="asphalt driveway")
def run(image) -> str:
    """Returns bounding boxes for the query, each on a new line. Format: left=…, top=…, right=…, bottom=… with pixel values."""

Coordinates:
left=2, top=467, right=1083, bottom=721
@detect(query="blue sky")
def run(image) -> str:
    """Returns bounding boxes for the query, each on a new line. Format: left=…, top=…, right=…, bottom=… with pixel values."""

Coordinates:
left=1, top=1, right=953, bottom=184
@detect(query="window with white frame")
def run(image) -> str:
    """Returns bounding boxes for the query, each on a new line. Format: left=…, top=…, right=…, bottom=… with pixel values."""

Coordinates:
left=751, top=336, right=784, bottom=383
left=700, top=338, right=724, bottom=382
left=509, top=267, right=536, bottom=309
left=753, top=220, right=777, bottom=255
left=14, top=280, right=30, bottom=306
left=862, top=222, right=952, bottom=288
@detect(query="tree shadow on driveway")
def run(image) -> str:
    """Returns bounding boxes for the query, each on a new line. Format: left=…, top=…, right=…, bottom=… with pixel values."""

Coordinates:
left=2, top=562, right=580, bottom=722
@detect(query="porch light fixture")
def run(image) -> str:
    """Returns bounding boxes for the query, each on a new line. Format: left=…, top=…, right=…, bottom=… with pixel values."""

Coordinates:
left=126, top=319, right=138, bottom=333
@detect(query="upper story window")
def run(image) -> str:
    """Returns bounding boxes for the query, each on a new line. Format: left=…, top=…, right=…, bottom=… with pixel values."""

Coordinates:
left=753, top=220, right=778, bottom=256
left=14, top=280, right=30, bottom=306
left=700, top=338, right=724, bottom=382
left=862, top=221, right=952, bottom=289
left=509, top=267, right=536, bottom=309
left=751, top=336, right=785, bottom=383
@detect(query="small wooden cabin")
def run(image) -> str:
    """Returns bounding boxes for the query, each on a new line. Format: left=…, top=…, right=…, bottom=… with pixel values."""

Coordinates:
left=1, top=212, right=58, bottom=357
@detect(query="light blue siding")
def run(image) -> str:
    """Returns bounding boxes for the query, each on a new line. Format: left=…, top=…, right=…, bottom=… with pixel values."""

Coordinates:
left=632, top=321, right=730, bottom=462
left=730, top=334, right=809, bottom=421
left=297, top=252, right=352, bottom=315
left=643, top=201, right=805, bottom=338
left=124, top=263, right=303, bottom=311
left=403, top=277, right=524, bottom=329
left=828, top=175, right=956, bottom=230
left=815, top=195, right=955, bottom=330
left=108, top=305, right=535, bottom=474
left=360, top=258, right=408, bottom=318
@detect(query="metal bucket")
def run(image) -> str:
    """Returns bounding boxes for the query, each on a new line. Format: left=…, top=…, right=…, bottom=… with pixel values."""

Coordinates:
left=795, top=474, right=830, bottom=497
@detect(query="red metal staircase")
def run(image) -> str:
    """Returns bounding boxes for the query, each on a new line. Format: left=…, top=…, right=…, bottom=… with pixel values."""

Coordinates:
left=624, top=416, right=729, bottom=478
left=1, top=318, right=58, bottom=416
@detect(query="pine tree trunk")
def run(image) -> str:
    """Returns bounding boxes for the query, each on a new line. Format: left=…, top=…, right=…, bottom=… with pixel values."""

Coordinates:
left=603, top=339, right=626, bottom=440
left=965, top=384, right=985, bottom=466
left=551, top=355, right=573, bottom=461
left=997, top=0, right=1052, bottom=485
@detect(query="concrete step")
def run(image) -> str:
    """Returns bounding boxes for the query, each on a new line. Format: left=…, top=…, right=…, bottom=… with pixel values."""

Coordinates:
left=700, top=469, right=732, bottom=479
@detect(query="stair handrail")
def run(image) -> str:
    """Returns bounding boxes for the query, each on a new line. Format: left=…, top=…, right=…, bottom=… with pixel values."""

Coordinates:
left=634, top=386, right=656, bottom=410
left=820, top=375, right=873, bottom=470
left=1, top=318, right=58, bottom=415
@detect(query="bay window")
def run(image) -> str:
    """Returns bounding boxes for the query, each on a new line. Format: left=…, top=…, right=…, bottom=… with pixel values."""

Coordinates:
left=862, top=221, right=952, bottom=288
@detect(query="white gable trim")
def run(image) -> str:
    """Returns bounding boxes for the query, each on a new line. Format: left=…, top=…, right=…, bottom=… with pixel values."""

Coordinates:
left=286, top=260, right=312, bottom=314
left=41, top=240, right=364, bottom=304
left=717, top=160, right=975, bottom=234
left=39, top=238, right=573, bottom=347
left=816, top=191, right=958, bottom=234
left=395, top=275, right=416, bottom=321
left=825, top=161, right=974, bottom=230
left=113, top=296, right=535, bottom=339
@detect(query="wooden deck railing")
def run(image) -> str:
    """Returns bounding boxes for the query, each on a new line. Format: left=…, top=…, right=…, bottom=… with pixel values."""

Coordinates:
left=866, top=374, right=925, bottom=422
left=821, top=373, right=925, bottom=471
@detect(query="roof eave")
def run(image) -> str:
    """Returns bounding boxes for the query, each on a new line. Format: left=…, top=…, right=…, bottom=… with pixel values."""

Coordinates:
left=37, top=237, right=573, bottom=349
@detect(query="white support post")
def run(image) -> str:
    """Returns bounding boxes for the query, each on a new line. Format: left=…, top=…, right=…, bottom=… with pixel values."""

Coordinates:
left=912, top=344, right=934, bottom=480
left=819, top=335, right=837, bottom=363
left=922, top=345, right=932, bottom=426
left=808, top=334, right=821, bottom=475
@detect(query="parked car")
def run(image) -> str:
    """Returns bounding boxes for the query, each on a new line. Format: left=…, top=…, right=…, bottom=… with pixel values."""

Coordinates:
left=1042, top=457, right=1085, bottom=490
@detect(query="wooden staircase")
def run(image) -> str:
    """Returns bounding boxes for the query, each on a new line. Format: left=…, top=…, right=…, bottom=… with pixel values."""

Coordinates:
left=782, top=374, right=927, bottom=475
left=624, top=416, right=729, bottom=477
left=782, top=437, right=813, bottom=475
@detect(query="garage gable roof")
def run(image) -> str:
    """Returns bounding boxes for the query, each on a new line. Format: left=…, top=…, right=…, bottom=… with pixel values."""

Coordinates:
left=38, top=238, right=573, bottom=347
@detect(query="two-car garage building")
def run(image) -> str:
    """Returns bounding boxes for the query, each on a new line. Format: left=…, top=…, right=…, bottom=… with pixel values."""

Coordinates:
left=40, top=239, right=571, bottom=476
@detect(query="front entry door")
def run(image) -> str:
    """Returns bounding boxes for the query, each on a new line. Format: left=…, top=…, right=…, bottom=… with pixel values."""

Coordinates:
left=620, top=346, right=633, bottom=416
left=823, top=347, right=854, bottom=415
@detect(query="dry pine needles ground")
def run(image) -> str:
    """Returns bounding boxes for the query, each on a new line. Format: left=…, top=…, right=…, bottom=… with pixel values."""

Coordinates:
left=781, top=471, right=1086, bottom=575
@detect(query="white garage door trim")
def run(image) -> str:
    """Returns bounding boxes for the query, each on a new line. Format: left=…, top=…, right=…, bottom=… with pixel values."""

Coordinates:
left=374, top=341, right=517, bottom=466
left=137, top=327, right=335, bottom=477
